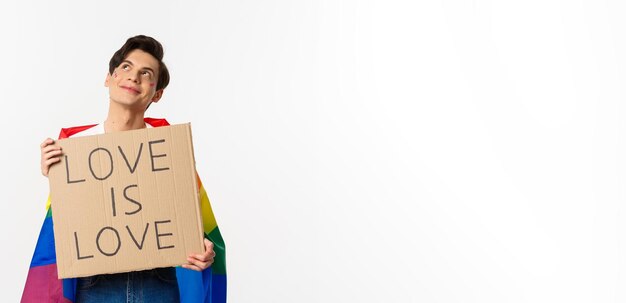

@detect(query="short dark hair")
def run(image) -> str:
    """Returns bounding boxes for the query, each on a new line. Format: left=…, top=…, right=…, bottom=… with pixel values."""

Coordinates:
left=108, top=35, right=170, bottom=90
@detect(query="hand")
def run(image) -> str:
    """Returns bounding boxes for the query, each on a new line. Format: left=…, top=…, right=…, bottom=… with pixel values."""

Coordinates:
left=182, top=239, right=215, bottom=271
left=40, top=138, right=63, bottom=177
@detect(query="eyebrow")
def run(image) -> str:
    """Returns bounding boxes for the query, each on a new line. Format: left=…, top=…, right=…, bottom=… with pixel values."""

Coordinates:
left=121, top=60, right=156, bottom=74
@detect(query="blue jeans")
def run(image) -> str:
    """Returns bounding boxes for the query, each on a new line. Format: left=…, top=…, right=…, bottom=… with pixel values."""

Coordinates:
left=75, top=268, right=180, bottom=303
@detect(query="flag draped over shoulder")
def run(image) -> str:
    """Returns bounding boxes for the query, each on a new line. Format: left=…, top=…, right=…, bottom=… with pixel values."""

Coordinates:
left=21, top=118, right=226, bottom=303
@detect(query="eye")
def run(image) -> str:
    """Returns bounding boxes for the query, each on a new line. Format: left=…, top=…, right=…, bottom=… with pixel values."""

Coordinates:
left=121, top=64, right=131, bottom=71
left=141, top=70, right=153, bottom=79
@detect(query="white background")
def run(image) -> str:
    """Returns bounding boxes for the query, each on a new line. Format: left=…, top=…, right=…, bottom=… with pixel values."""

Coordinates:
left=1, top=0, right=626, bottom=302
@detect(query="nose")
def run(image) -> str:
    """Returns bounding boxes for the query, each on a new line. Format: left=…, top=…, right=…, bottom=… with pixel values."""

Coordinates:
left=127, top=72, right=140, bottom=83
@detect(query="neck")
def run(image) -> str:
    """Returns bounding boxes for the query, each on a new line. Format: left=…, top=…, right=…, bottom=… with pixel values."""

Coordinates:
left=104, top=101, right=147, bottom=133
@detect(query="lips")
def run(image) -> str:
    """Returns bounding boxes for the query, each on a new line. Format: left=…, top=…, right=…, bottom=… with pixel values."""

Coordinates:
left=120, top=85, right=141, bottom=94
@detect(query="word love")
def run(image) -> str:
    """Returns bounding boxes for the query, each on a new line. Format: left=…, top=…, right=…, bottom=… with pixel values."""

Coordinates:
left=64, top=139, right=169, bottom=183
left=74, top=220, right=175, bottom=259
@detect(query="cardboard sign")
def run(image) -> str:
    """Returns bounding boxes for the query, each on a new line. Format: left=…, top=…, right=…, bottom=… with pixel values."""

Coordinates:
left=48, top=124, right=205, bottom=279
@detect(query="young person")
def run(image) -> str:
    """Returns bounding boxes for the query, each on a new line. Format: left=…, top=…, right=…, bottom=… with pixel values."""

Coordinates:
left=22, top=35, right=227, bottom=303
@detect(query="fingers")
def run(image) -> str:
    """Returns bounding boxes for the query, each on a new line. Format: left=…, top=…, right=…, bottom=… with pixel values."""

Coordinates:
left=191, top=250, right=216, bottom=262
left=43, top=157, right=61, bottom=167
left=195, top=239, right=215, bottom=262
left=40, top=138, right=54, bottom=148
left=205, top=239, right=214, bottom=251
left=40, top=138, right=62, bottom=177
left=41, top=145, right=62, bottom=155
left=186, top=256, right=211, bottom=270
left=42, top=148, right=63, bottom=160
left=184, top=240, right=216, bottom=271
left=188, top=250, right=215, bottom=266
left=181, top=263, right=203, bottom=272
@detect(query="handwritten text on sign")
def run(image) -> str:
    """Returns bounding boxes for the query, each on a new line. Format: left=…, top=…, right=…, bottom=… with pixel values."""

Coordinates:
left=64, top=140, right=174, bottom=258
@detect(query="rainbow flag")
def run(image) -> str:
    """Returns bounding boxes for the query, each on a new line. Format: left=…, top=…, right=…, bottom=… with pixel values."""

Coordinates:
left=21, top=118, right=226, bottom=303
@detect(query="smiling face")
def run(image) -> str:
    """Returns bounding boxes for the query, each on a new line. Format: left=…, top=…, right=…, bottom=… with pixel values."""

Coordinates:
left=105, top=49, right=163, bottom=110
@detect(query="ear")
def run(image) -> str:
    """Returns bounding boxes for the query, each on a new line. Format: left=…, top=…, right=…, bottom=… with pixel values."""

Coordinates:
left=105, top=72, right=111, bottom=87
left=151, top=89, right=164, bottom=103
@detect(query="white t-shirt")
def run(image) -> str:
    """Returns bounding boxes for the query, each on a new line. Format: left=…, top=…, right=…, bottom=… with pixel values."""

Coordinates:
left=72, top=122, right=153, bottom=137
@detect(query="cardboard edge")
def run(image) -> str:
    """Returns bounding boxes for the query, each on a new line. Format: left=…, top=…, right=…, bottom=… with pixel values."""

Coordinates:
left=49, top=138, right=71, bottom=279
left=185, top=123, right=205, bottom=253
